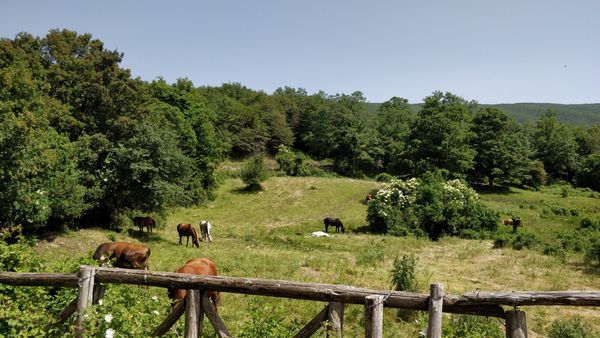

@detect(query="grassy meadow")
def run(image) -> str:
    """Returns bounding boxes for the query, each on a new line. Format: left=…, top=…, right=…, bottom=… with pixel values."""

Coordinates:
left=33, top=176, right=600, bottom=337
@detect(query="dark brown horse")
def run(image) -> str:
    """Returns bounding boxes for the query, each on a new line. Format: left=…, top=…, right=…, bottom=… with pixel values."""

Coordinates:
left=177, top=223, right=199, bottom=248
left=133, top=216, right=155, bottom=233
left=168, top=257, right=220, bottom=310
left=324, top=217, right=345, bottom=233
left=92, top=242, right=151, bottom=270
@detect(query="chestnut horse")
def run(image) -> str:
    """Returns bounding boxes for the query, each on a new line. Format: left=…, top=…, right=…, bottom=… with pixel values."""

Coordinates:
left=177, top=223, right=199, bottom=248
left=324, top=217, right=345, bottom=233
left=133, top=216, right=155, bottom=233
left=92, top=242, right=151, bottom=270
left=168, top=257, right=220, bottom=310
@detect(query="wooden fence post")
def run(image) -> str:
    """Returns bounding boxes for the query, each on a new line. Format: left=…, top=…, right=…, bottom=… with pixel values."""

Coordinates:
left=505, top=310, right=527, bottom=338
left=326, top=301, right=344, bottom=338
left=365, top=295, right=384, bottom=338
left=427, top=283, right=444, bottom=338
left=185, top=289, right=201, bottom=338
left=75, top=266, right=95, bottom=338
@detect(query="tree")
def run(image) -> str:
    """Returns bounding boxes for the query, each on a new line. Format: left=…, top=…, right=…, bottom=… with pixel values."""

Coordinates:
left=470, top=107, right=532, bottom=187
left=533, top=111, right=578, bottom=180
left=576, top=154, right=600, bottom=192
left=240, top=156, right=269, bottom=190
left=376, top=97, right=413, bottom=175
left=405, top=92, right=476, bottom=177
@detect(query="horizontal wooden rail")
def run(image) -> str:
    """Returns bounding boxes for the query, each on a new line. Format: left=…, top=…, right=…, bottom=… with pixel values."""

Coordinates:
left=2, top=266, right=600, bottom=318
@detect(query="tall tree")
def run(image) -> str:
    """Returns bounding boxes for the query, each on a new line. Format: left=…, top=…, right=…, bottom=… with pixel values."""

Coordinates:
left=405, top=92, right=476, bottom=177
left=533, top=111, right=578, bottom=180
left=376, top=97, right=413, bottom=175
left=470, top=107, right=532, bottom=187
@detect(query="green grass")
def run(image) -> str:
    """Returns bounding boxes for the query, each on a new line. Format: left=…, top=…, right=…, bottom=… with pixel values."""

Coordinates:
left=33, top=177, right=600, bottom=337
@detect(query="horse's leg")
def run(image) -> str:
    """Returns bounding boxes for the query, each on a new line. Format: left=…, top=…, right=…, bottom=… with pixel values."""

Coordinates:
left=179, top=235, right=182, bottom=245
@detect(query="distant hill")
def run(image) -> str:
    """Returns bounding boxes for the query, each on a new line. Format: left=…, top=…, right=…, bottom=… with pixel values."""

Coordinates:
left=366, top=102, right=600, bottom=125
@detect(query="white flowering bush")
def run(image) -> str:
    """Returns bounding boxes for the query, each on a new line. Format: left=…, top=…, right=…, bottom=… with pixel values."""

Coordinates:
left=367, top=172, right=498, bottom=239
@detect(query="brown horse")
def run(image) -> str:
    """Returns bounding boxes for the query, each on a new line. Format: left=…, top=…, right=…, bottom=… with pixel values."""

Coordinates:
left=177, top=223, right=199, bottom=248
left=92, top=242, right=151, bottom=270
left=168, top=258, right=220, bottom=310
left=503, top=218, right=522, bottom=233
left=133, top=216, right=155, bottom=233
left=324, top=217, right=345, bottom=233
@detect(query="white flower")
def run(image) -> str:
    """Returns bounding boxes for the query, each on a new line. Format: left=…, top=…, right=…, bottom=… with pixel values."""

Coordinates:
left=151, top=296, right=158, bottom=302
left=153, top=310, right=159, bottom=315
left=98, top=299, right=103, bottom=306
left=104, top=313, right=113, bottom=323
left=105, top=328, right=115, bottom=338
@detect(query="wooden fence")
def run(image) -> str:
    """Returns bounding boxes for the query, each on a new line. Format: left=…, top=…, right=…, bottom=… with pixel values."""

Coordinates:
left=1, top=265, right=600, bottom=337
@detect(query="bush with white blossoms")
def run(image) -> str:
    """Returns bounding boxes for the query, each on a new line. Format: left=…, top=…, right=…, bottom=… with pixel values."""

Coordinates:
left=367, top=172, right=498, bottom=239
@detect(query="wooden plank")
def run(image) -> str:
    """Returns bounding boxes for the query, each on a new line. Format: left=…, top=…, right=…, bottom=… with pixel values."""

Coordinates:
left=0, top=272, right=78, bottom=287
left=427, top=284, right=443, bottom=338
left=505, top=310, right=527, bottom=338
left=185, top=290, right=200, bottom=338
left=293, top=306, right=329, bottom=338
left=201, top=293, right=232, bottom=338
left=364, top=295, right=384, bottom=338
left=327, top=301, right=344, bottom=338
left=75, top=267, right=95, bottom=338
left=151, top=301, right=185, bottom=336
left=460, top=290, right=600, bottom=306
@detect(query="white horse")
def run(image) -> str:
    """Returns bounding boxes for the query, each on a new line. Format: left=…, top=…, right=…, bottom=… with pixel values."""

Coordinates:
left=199, top=220, right=213, bottom=242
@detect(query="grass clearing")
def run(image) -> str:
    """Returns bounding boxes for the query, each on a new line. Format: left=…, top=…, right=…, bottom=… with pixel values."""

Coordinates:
left=31, top=177, right=600, bottom=337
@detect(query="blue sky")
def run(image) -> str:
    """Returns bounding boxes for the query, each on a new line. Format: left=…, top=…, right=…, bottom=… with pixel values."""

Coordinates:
left=2, top=0, right=599, bottom=103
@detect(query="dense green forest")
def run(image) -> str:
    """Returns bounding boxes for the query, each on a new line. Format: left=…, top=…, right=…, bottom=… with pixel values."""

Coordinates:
left=367, top=103, right=600, bottom=125
left=1, top=29, right=599, bottom=232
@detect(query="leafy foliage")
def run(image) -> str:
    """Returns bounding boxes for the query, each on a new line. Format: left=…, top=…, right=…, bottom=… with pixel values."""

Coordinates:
left=240, top=156, right=269, bottom=190
left=367, top=172, right=498, bottom=239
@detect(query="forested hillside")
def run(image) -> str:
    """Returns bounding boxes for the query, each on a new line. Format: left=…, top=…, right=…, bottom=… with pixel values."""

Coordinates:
left=1, top=29, right=599, bottom=232
left=366, top=103, right=600, bottom=125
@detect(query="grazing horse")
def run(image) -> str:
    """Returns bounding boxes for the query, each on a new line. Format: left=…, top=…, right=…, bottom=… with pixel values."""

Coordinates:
left=324, top=217, right=345, bottom=233
left=503, top=218, right=522, bottom=233
left=92, top=242, right=151, bottom=270
left=133, top=216, right=155, bottom=233
left=177, top=223, right=199, bottom=248
left=199, top=220, right=213, bottom=242
left=168, top=258, right=221, bottom=310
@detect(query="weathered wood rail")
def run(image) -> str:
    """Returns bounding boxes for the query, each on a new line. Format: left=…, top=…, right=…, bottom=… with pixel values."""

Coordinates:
left=1, top=266, right=599, bottom=337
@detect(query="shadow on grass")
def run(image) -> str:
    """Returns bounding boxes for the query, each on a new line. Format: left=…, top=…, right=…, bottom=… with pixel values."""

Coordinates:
left=474, top=184, right=519, bottom=195
left=126, top=229, right=169, bottom=244
left=231, top=184, right=264, bottom=194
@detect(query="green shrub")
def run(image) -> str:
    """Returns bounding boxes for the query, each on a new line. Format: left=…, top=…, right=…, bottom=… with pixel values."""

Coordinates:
left=390, top=255, right=418, bottom=292
left=375, top=173, right=394, bottom=182
left=580, top=218, right=599, bottom=230
left=367, top=172, right=498, bottom=239
left=390, top=255, right=419, bottom=321
left=543, top=243, right=567, bottom=261
left=240, top=156, right=269, bottom=190
left=548, top=317, right=594, bottom=338
left=511, top=232, right=539, bottom=250
left=585, top=235, right=600, bottom=265
left=493, top=234, right=509, bottom=249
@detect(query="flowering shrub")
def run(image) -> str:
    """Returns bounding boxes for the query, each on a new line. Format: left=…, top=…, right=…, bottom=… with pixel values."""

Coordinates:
left=367, top=172, right=498, bottom=239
